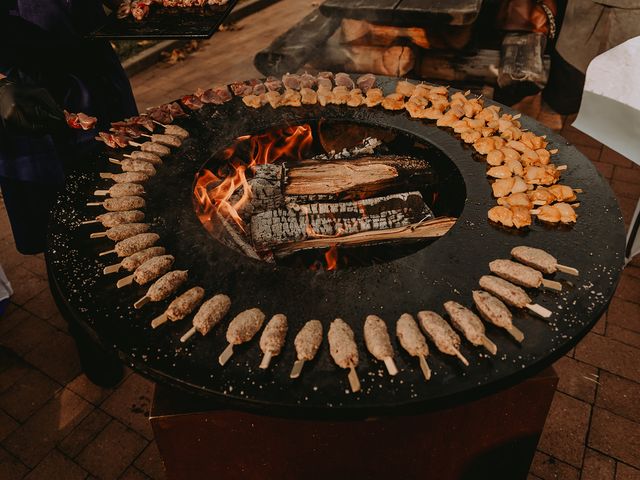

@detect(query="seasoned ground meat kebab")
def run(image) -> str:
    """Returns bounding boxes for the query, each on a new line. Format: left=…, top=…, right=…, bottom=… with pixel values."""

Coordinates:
left=472, top=290, right=524, bottom=342
left=180, top=293, right=231, bottom=342
left=151, top=286, right=205, bottom=329
left=109, top=158, right=157, bottom=176
left=87, top=195, right=145, bottom=212
left=290, top=320, right=323, bottom=379
left=139, top=133, right=182, bottom=148
left=103, top=246, right=166, bottom=275
left=152, top=121, right=189, bottom=139
left=364, top=315, right=398, bottom=376
left=328, top=318, right=360, bottom=393
left=124, top=150, right=163, bottom=165
left=90, top=222, right=150, bottom=241
left=116, top=254, right=174, bottom=288
left=99, top=171, right=149, bottom=184
left=479, top=275, right=552, bottom=318
left=219, top=308, right=266, bottom=366
left=94, top=183, right=145, bottom=198
left=511, top=246, right=579, bottom=276
left=99, top=232, right=159, bottom=257
left=81, top=210, right=144, bottom=227
left=396, top=313, right=431, bottom=381
left=134, top=270, right=188, bottom=309
left=444, top=301, right=497, bottom=355
left=259, top=314, right=288, bottom=369
left=129, top=140, right=171, bottom=157
left=490, top=259, right=562, bottom=291
left=417, top=311, right=469, bottom=366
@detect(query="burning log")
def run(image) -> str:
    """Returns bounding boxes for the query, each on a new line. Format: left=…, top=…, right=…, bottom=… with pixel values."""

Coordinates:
left=311, top=43, right=416, bottom=78
left=250, top=191, right=433, bottom=253
left=340, top=19, right=430, bottom=49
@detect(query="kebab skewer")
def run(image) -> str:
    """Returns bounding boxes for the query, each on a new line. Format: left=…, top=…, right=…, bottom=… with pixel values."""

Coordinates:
left=396, top=313, right=431, bottom=381
left=219, top=308, right=266, bottom=366
left=134, top=270, right=188, bottom=309
left=444, top=301, right=497, bottom=355
left=103, top=246, right=165, bottom=275
left=87, top=195, right=145, bottom=212
left=123, top=150, right=163, bottom=165
left=117, top=254, right=174, bottom=288
left=417, top=311, right=469, bottom=366
left=363, top=315, right=398, bottom=376
left=90, top=223, right=150, bottom=241
left=290, top=320, right=323, bottom=379
left=138, top=133, right=182, bottom=148
left=259, top=314, right=288, bottom=369
left=94, top=183, right=145, bottom=198
left=128, top=141, right=171, bottom=157
left=472, top=290, right=524, bottom=342
left=99, top=232, right=159, bottom=257
left=81, top=210, right=145, bottom=227
left=489, top=259, right=562, bottom=292
left=152, top=121, right=189, bottom=139
left=328, top=318, right=360, bottom=393
left=99, top=171, right=149, bottom=184
left=151, top=286, right=205, bottom=328
left=511, top=246, right=579, bottom=276
left=180, top=293, right=231, bottom=342
left=479, top=275, right=552, bottom=318
left=108, top=158, right=157, bottom=176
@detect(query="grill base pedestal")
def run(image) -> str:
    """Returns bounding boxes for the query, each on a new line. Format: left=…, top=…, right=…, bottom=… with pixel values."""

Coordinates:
left=150, top=367, right=558, bottom=480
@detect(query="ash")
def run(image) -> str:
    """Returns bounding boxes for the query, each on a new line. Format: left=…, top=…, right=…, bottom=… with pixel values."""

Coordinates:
left=313, top=137, right=383, bottom=160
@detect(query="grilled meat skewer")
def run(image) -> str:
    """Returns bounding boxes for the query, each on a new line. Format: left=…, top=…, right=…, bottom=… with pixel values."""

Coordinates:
left=124, top=150, right=163, bottom=165
left=259, top=314, right=288, bottom=369
left=219, top=308, right=266, bottom=366
left=511, top=246, right=579, bottom=276
left=364, top=315, right=397, bottom=376
left=140, top=133, right=182, bottom=148
left=134, top=270, right=188, bottom=309
left=328, top=318, right=360, bottom=393
left=90, top=223, right=150, bottom=241
left=94, top=183, right=145, bottom=198
left=444, top=301, right=497, bottom=355
left=489, top=259, right=562, bottom=291
left=479, top=275, right=552, bottom=318
left=87, top=195, right=145, bottom=212
left=103, top=246, right=165, bottom=275
left=417, top=311, right=469, bottom=366
left=472, top=290, right=524, bottom=342
left=99, top=171, right=149, bottom=184
left=99, top=232, right=159, bottom=257
left=152, top=121, right=189, bottom=139
left=129, top=141, right=170, bottom=157
left=181, top=294, right=231, bottom=342
left=151, top=287, right=205, bottom=329
left=109, top=158, right=157, bottom=176
left=396, top=313, right=431, bottom=381
left=82, top=210, right=145, bottom=227
left=116, top=254, right=174, bottom=288
left=290, top=320, right=323, bottom=379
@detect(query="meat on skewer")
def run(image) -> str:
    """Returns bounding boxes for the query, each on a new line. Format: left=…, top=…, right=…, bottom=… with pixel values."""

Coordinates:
left=511, top=245, right=579, bottom=276
left=151, top=286, right=205, bottom=328
left=219, top=308, right=266, bottom=366
left=87, top=195, right=145, bottom=212
left=109, top=158, right=157, bottom=176
left=99, top=171, right=149, bottom=184
left=116, top=254, right=174, bottom=288
left=396, top=313, right=431, bottom=381
left=290, top=320, right=323, bottom=379
left=157, top=123, right=189, bottom=139
left=81, top=210, right=144, bottom=227
left=140, top=133, right=181, bottom=148
left=134, top=270, right=188, bottom=309
left=103, top=245, right=165, bottom=275
left=94, top=183, right=145, bottom=198
left=259, top=314, right=288, bottom=369
left=129, top=141, right=170, bottom=157
left=90, top=222, right=150, bottom=241
left=328, top=318, right=360, bottom=393
left=180, top=293, right=231, bottom=342
left=472, top=290, right=524, bottom=342
left=124, top=150, right=163, bottom=165
left=444, top=301, right=497, bottom=355
left=363, top=315, right=398, bottom=376
left=417, top=310, right=469, bottom=366
left=479, top=275, right=552, bottom=318
left=99, top=232, right=159, bottom=257
left=489, top=259, right=562, bottom=291
left=532, top=203, right=577, bottom=224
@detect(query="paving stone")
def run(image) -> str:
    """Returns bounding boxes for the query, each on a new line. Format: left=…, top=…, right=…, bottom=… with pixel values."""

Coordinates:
left=618, top=196, right=637, bottom=228
left=67, top=373, right=114, bottom=406
left=607, top=297, right=640, bottom=333
left=614, top=273, right=640, bottom=303
left=538, top=392, right=591, bottom=467
left=58, top=409, right=111, bottom=459
left=611, top=180, right=640, bottom=200
left=24, top=329, right=82, bottom=385
left=600, top=146, right=634, bottom=168
left=625, top=266, right=640, bottom=279
left=595, top=372, right=640, bottom=423
left=607, top=325, right=640, bottom=349
left=101, top=374, right=154, bottom=440
left=2, top=388, right=93, bottom=467
left=561, top=127, right=603, bottom=149
left=0, top=446, right=28, bottom=480
left=537, top=104, right=563, bottom=131
left=0, top=410, right=18, bottom=442
left=552, top=356, right=598, bottom=403
left=581, top=448, right=615, bottom=480
left=0, top=313, right=56, bottom=357
left=591, top=160, right=614, bottom=179
left=23, top=449, right=87, bottom=480
left=134, top=441, right=165, bottom=480
left=0, top=368, right=61, bottom=422
left=22, top=288, right=60, bottom=321
left=617, top=463, right=640, bottom=480
left=513, top=94, right=542, bottom=119
left=76, top=419, right=147, bottom=480
left=0, top=305, right=31, bottom=336
left=19, top=254, right=46, bottom=279
left=3, top=266, right=48, bottom=306
left=613, top=166, right=640, bottom=185
left=120, top=466, right=151, bottom=480
left=0, top=347, right=30, bottom=394
left=530, top=451, right=579, bottom=480
left=592, top=313, right=606, bottom=335
left=589, top=407, right=640, bottom=469
left=574, top=333, right=640, bottom=383
left=42, top=311, right=69, bottom=332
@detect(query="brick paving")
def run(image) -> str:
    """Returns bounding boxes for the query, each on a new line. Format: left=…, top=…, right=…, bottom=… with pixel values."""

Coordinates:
left=1, top=2, right=640, bottom=478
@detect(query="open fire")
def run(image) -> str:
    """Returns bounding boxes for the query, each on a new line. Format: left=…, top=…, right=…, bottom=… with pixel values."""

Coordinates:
left=193, top=121, right=461, bottom=269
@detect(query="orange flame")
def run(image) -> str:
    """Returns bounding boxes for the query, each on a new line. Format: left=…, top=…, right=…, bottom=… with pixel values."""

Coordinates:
left=325, top=245, right=339, bottom=271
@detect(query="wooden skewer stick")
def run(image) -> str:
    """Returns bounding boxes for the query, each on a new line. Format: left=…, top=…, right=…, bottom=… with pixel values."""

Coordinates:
left=180, top=326, right=197, bottom=343
left=90, top=232, right=107, bottom=239
left=418, top=355, right=431, bottom=381
left=556, top=165, right=568, bottom=171
left=81, top=219, right=100, bottom=225
left=383, top=357, right=398, bottom=376
left=259, top=352, right=273, bottom=369
left=347, top=366, right=361, bottom=393
left=152, top=120, right=168, bottom=128
left=532, top=200, right=546, bottom=206
left=454, top=348, right=469, bottom=366
left=290, top=360, right=305, bottom=379
left=116, top=275, right=134, bottom=289
left=151, top=313, right=168, bottom=329
left=86, top=202, right=103, bottom=207
left=505, top=324, right=525, bottom=343
left=557, top=264, right=579, bottom=276
left=526, top=303, right=552, bottom=319
left=103, top=263, right=122, bottom=274
left=99, top=249, right=116, bottom=256
left=513, top=113, right=521, bottom=119
left=218, top=343, right=234, bottom=366
left=573, top=188, right=583, bottom=193
left=129, top=141, right=143, bottom=148
left=94, top=190, right=110, bottom=196
left=571, top=202, right=581, bottom=208
left=109, top=158, right=122, bottom=165
left=134, top=296, right=150, bottom=309
left=530, top=209, right=540, bottom=215
left=481, top=335, right=498, bottom=355
left=100, top=172, right=115, bottom=179
left=542, top=278, right=563, bottom=291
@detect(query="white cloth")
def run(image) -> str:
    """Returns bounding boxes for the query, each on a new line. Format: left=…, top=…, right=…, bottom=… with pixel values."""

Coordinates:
left=0, top=264, right=13, bottom=302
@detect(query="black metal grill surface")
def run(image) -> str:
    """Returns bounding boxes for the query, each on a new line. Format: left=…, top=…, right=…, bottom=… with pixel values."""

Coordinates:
left=47, top=78, right=625, bottom=418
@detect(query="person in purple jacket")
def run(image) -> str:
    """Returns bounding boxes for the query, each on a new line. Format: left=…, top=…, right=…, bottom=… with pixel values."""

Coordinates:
left=0, top=0, right=137, bottom=254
